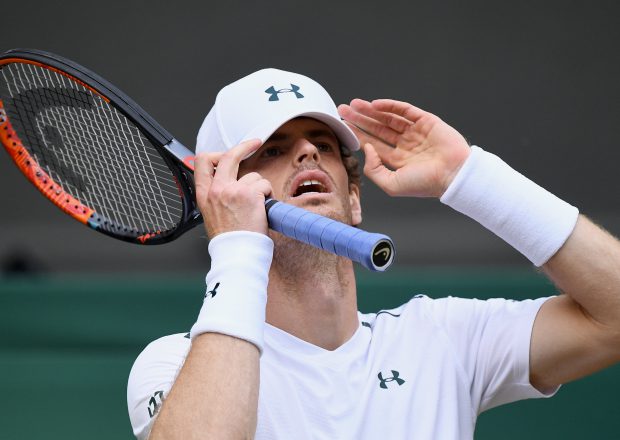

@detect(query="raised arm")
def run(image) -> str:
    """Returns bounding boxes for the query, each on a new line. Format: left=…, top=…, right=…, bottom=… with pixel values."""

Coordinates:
left=532, top=216, right=620, bottom=390
left=339, top=99, right=620, bottom=391
left=149, top=139, right=272, bottom=440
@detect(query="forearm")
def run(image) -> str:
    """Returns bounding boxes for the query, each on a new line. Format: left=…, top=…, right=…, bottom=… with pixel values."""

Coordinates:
left=543, top=215, right=620, bottom=332
left=441, top=146, right=620, bottom=326
left=527, top=216, right=620, bottom=388
left=149, top=232, right=272, bottom=439
left=150, top=333, right=259, bottom=440
left=439, top=145, right=620, bottom=386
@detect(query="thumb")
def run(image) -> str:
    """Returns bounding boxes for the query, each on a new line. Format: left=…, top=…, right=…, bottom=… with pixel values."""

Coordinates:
left=362, top=142, right=399, bottom=196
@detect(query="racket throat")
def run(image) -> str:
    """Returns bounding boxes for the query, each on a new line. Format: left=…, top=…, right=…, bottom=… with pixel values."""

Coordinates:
left=165, top=138, right=196, bottom=172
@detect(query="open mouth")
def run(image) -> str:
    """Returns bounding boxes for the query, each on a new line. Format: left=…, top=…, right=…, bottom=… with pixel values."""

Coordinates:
left=289, top=170, right=332, bottom=198
left=293, top=179, right=328, bottom=197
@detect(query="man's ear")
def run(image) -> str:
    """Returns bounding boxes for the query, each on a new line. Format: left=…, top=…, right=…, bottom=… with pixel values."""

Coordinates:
left=349, top=184, right=362, bottom=225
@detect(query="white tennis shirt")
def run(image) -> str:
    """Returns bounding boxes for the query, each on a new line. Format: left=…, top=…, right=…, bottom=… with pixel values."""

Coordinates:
left=127, top=294, right=553, bottom=439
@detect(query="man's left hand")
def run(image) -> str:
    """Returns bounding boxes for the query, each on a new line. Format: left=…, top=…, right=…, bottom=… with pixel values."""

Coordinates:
left=338, top=99, right=470, bottom=198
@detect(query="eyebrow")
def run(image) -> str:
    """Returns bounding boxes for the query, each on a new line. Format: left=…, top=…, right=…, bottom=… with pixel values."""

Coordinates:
left=267, top=129, right=338, bottom=142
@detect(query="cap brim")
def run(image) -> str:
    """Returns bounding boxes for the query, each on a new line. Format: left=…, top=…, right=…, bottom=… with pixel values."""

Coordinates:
left=243, top=110, right=360, bottom=156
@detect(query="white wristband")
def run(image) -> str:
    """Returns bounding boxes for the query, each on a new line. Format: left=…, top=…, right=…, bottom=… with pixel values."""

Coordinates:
left=440, top=146, right=579, bottom=266
left=190, top=231, right=274, bottom=353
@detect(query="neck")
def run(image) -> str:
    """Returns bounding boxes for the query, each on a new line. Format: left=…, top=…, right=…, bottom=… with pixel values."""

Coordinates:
left=265, top=237, right=359, bottom=351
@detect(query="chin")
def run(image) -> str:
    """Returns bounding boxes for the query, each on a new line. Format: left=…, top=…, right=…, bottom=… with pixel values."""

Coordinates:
left=301, top=202, right=352, bottom=224
left=283, top=193, right=354, bottom=224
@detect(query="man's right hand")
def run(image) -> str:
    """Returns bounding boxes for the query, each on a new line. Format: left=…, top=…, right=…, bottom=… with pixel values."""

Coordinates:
left=194, top=139, right=273, bottom=238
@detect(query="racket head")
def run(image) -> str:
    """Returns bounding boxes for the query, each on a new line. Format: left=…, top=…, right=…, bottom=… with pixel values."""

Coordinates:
left=0, top=48, right=200, bottom=244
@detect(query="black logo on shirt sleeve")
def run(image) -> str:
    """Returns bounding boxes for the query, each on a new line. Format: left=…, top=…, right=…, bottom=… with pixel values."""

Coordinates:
left=147, top=390, right=165, bottom=418
left=205, top=282, right=220, bottom=299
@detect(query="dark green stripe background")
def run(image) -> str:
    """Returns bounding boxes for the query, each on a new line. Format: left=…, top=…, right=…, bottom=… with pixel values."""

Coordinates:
left=1, top=269, right=618, bottom=439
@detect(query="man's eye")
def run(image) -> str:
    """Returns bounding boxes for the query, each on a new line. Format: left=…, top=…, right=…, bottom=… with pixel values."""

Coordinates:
left=261, top=146, right=281, bottom=158
left=317, top=143, right=335, bottom=153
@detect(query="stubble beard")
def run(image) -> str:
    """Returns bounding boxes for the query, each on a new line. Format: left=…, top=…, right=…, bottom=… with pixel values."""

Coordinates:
left=269, top=193, right=355, bottom=284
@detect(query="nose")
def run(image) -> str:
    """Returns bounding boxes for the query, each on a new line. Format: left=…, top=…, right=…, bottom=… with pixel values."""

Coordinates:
left=294, top=139, right=320, bottom=165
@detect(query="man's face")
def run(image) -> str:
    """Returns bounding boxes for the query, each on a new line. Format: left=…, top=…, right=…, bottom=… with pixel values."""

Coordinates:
left=238, top=117, right=362, bottom=225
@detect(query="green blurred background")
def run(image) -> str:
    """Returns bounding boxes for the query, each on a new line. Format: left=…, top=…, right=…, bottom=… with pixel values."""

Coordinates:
left=2, top=268, right=619, bottom=439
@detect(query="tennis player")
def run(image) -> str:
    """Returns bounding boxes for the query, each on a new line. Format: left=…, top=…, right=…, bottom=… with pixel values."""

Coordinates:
left=127, top=68, right=620, bottom=439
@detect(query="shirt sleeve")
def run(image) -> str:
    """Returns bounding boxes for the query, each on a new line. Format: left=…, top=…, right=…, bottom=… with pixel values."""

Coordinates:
left=127, top=333, right=190, bottom=440
left=425, top=295, right=557, bottom=414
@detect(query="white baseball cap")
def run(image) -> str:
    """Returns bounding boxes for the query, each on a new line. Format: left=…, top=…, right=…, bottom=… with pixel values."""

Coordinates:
left=196, top=68, right=360, bottom=155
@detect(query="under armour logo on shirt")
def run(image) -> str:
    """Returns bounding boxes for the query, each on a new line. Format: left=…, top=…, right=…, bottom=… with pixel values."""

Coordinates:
left=265, top=84, right=304, bottom=101
left=378, top=370, right=405, bottom=389
left=205, top=282, right=220, bottom=299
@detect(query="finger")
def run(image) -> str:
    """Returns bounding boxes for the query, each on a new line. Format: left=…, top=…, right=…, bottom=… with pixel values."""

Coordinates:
left=345, top=122, right=401, bottom=169
left=342, top=120, right=384, bottom=146
left=238, top=173, right=273, bottom=199
left=361, top=142, right=400, bottom=196
left=349, top=99, right=413, bottom=133
left=237, top=172, right=266, bottom=185
left=338, top=104, right=401, bottom=146
left=194, top=152, right=216, bottom=190
left=339, top=103, right=401, bottom=145
left=371, top=99, right=427, bottom=123
left=207, top=152, right=225, bottom=168
left=193, top=154, right=219, bottom=211
left=213, top=139, right=262, bottom=181
left=253, top=178, right=273, bottom=199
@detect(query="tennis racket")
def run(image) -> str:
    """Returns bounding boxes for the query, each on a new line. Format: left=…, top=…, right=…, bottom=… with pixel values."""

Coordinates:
left=0, top=48, right=394, bottom=271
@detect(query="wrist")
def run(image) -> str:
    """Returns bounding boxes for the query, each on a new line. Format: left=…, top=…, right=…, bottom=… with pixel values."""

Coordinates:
left=440, top=145, right=472, bottom=197
left=440, top=146, right=579, bottom=266
left=190, top=231, right=274, bottom=353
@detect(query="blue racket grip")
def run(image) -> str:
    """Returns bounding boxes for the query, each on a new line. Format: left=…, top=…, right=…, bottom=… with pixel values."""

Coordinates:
left=265, top=199, right=394, bottom=271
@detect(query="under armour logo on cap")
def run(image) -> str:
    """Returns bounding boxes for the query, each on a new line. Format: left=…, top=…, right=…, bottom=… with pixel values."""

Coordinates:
left=196, top=68, right=360, bottom=155
left=265, top=84, right=304, bottom=101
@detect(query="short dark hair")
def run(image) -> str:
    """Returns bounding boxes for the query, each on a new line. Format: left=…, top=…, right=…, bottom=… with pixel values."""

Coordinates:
left=340, top=145, right=361, bottom=190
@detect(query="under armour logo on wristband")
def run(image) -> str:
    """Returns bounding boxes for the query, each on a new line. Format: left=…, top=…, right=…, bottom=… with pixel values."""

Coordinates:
left=265, top=84, right=304, bottom=101
left=205, top=282, right=220, bottom=299
left=378, top=370, right=405, bottom=389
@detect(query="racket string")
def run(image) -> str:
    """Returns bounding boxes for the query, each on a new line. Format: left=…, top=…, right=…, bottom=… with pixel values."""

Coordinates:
left=48, top=100, right=181, bottom=222
left=1, top=62, right=184, bottom=233
left=7, top=64, right=167, bottom=231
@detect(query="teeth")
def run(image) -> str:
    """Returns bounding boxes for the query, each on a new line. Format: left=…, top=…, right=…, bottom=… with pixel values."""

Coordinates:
left=294, top=179, right=326, bottom=196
